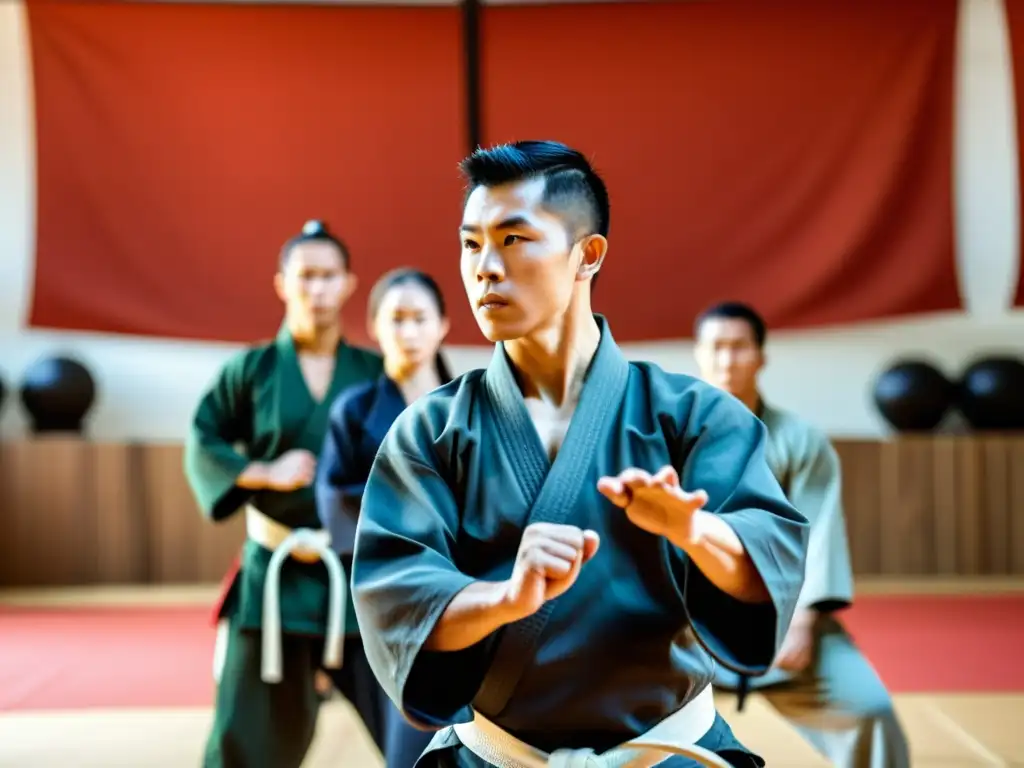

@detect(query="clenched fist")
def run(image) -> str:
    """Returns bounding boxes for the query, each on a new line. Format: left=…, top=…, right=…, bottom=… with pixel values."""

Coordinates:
left=503, top=523, right=600, bottom=620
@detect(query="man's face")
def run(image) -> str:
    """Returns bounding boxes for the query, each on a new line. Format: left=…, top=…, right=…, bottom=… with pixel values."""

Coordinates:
left=459, top=177, right=582, bottom=342
left=275, top=242, right=354, bottom=331
left=694, top=317, right=764, bottom=397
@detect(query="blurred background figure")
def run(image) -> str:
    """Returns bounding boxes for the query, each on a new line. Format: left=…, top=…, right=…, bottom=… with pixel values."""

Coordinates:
left=695, top=302, right=909, bottom=768
left=316, top=268, right=452, bottom=768
left=184, top=221, right=386, bottom=767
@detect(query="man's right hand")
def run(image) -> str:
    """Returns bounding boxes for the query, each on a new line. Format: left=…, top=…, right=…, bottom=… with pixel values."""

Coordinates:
left=502, top=523, right=601, bottom=619
left=239, top=450, right=317, bottom=491
left=424, top=523, right=601, bottom=652
left=266, top=450, right=317, bottom=490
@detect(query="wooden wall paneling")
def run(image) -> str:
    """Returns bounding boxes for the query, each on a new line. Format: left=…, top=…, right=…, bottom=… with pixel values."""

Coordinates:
left=5, top=436, right=1024, bottom=586
left=890, top=437, right=936, bottom=575
left=140, top=444, right=200, bottom=583
left=1008, top=439, right=1024, bottom=573
left=930, top=437, right=959, bottom=575
left=835, top=440, right=882, bottom=574
left=0, top=441, right=16, bottom=585
left=980, top=437, right=1012, bottom=574
left=0, top=441, right=23, bottom=586
left=877, top=439, right=902, bottom=573
left=9, top=439, right=46, bottom=585
left=147, top=444, right=245, bottom=582
left=89, top=443, right=146, bottom=584
left=1, top=439, right=91, bottom=586
left=914, top=437, right=939, bottom=575
left=10, top=440, right=42, bottom=585
left=955, top=438, right=984, bottom=574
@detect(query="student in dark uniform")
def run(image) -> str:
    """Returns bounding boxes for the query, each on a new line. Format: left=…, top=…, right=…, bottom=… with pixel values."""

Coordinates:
left=184, top=220, right=385, bottom=768
left=350, top=141, right=810, bottom=767
left=316, top=267, right=453, bottom=767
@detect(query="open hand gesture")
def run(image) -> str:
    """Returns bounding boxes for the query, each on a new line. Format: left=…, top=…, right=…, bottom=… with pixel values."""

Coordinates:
left=597, top=465, right=708, bottom=542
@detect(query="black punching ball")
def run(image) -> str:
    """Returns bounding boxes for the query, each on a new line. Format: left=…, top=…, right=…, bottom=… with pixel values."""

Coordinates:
left=958, top=357, right=1024, bottom=431
left=872, top=360, right=954, bottom=432
left=19, top=356, right=97, bottom=434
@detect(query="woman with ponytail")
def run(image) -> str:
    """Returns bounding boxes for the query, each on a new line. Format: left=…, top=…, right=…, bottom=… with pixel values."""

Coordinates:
left=315, top=268, right=452, bottom=767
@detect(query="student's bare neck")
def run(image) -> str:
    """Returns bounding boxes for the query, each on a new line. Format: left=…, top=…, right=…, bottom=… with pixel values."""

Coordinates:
left=738, top=390, right=762, bottom=415
left=291, top=324, right=342, bottom=356
left=505, top=312, right=600, bottom=408
left=388, top=360, right=441, bottom=404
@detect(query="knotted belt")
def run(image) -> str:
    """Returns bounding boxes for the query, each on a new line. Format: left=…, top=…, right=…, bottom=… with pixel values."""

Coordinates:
left=452, top=684, right=730, bottom=768
left=246, top=505, right=346, bottom=684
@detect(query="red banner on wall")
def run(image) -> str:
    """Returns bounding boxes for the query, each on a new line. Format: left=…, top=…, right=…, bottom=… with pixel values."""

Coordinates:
left=1007, top=0, right=1024, bottom=309
left=482, top=0, right=961, bottom=339
left=27, top=0, right=960, bottom=345
left=26, top=1, right=470, bottom=345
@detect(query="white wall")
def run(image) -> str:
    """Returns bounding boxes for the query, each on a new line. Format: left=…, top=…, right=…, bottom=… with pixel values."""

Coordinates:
left=1, top=0, right=1022, bottom=441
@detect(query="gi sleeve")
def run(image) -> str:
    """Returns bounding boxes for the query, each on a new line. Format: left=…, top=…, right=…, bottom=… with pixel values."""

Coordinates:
left=788, top=428, right=854, bottom=612
left=315, top=391, right=369, bottom=555
left=351, top=404, right=483, bottom=730
left=183, top=351, right=256, bottom=522
left=670, top=389, right=809, bottom=676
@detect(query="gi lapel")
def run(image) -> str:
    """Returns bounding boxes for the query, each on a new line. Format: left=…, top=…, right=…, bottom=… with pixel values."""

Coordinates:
left=272, top=325, right=318, bottom=448
left=276, top=325, right=363, bottom=452
left=474, top=315, right=630, bottom=715
left=364, top=376, right=407, bottom=446
left=758, top=403, right=788, bottom=487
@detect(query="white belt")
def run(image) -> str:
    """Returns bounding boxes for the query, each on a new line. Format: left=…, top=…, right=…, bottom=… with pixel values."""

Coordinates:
left=452, top=685, right=729, bottom=768
left=246, top=505, right=346, bottom=684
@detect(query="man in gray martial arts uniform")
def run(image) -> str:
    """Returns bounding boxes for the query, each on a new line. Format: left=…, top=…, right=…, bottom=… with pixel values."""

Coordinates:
left=694, top=302, right=910, bottom=768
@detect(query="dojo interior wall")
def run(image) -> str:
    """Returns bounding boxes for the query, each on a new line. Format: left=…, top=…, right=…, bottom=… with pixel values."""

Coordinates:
left=2, top=436, right=1022, bottom=587
left=0, top=0, right=1023, bottom=444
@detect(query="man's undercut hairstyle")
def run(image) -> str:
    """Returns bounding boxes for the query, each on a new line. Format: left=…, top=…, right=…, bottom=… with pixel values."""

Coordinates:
left=695, top=301, right=768, bottom=349
left=459, top=141, right=610, bottom=288
left=280, top=219, right=351, bottom=271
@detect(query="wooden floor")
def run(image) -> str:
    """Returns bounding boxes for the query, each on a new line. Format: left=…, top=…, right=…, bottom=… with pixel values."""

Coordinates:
left=1, top=581, right=1022, bottom=767
left=1, top=694, right=1022, bottom=767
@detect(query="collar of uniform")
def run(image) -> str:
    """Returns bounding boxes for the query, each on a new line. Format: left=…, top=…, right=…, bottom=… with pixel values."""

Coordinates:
left=274, top=321, right=349, bottom=360
left=364, top=374, right=406, bottom=436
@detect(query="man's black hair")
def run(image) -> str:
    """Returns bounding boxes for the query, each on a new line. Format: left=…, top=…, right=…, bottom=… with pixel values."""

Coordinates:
left=279, top=220, right=350, bottom=270
left=459, top=140, right=610, bottom=287
left=694, top=301, right=768, bottom=348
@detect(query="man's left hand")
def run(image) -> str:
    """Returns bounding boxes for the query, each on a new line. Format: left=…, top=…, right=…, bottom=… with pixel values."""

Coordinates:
left=597, top=465, right=708, bottom=542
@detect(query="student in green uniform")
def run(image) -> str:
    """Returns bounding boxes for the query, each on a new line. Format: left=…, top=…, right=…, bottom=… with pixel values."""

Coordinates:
left=694, top=301, right=910, bottom=768
left=350, top=141, right=810, bottom=768
left=184, top=220, right=386, bottom=768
